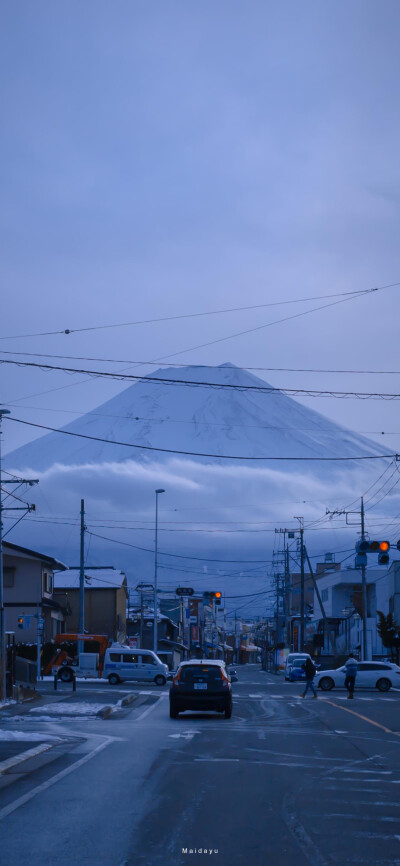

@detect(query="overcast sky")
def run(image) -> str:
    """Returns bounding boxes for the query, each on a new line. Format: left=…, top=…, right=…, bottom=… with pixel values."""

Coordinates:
left=1, top=3, right=400, bottom=606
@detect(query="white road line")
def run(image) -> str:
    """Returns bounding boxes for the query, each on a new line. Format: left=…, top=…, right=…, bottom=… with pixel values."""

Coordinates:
left=135, top=694, right=166, bottom=722
left=0, top=736, right=114, bottom=821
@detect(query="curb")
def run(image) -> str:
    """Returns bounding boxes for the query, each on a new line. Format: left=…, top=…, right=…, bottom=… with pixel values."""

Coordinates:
left=120, top=693, right=138, bottom=708
left=0, top=742, right=56, bottom=775
left=96, top=705, right=114, bottom=719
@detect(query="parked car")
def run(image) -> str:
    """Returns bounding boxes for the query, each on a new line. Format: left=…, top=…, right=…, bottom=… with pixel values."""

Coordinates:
left=285, top=652, right=310, bottom=681
left=102, top=647, right=169, bottom=685
left=169, top=659, right=236, bottom=719
left=314, top=660, right=400, bottom=692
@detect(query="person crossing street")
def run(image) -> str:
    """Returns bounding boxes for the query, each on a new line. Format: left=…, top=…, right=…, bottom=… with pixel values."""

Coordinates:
left=344, top=652, right=358, bottom=699
left=300, top=656, right=318, bottom=698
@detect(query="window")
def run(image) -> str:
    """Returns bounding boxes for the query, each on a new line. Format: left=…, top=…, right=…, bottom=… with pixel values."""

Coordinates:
left=358, top=663, right=391, bottom=671
left=122, top=654, right=138, bottom=664
left=140, top=654, right=156, bottom=665
left=321, top=589, right=328, bottom=602
left=43, top=571, right=53, bottom=593
left=109, top=653, right=121, bottom=662
left=3, top=567, right=15, bottom=588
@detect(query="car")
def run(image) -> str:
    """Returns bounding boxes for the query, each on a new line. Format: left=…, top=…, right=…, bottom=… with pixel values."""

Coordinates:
left=284, top=652, right=310, bottom=681
left=289, top=658, right=308, bottom=681
left=314, top=660, right=400, bottom=693
left=169, top=659, right=236, bottom=719
left=102, top=647, right=169, bottom=685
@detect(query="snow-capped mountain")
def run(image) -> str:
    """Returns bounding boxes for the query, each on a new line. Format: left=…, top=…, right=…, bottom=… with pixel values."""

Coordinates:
left=5, top=362, right=383, bottom=470
left=4, top=364, right=388, bottom=608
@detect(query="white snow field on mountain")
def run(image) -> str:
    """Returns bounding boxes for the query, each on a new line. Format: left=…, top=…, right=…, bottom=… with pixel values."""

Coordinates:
left=4, top=364, right=394, bottom=604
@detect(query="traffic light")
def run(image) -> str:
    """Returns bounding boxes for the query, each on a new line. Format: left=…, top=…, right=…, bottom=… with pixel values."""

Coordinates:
left=17, top=616, right=24, bottom=629
left=203, top=591, right=222, bottom=604
left=356, top=539, right=392, bottom=565
left=378, top=541, right=390, bottom=565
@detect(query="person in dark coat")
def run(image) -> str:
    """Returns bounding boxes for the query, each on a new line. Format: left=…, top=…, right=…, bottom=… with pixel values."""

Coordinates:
left=301, top=656, right=318, bottom=698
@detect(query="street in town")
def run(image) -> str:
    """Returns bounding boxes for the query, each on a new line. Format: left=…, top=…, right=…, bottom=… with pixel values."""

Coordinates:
left=1, top=665, right=400, bottom=866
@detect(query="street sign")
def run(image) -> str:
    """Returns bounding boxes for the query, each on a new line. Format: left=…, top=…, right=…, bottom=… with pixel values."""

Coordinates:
left=176, top=587, right=194, bottom=596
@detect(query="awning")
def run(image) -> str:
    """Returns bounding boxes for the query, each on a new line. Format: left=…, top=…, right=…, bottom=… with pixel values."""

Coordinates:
left=240, top=644, right=259, bottom=652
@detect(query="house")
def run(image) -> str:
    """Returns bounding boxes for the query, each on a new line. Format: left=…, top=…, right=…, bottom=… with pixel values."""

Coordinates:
left=53, top=567, right=128, bottom=642
left=126, top=609, right=184, bottom=668
left=3, top=541, right=68, bottom=642
left=311, top=561, right=384, bottom=658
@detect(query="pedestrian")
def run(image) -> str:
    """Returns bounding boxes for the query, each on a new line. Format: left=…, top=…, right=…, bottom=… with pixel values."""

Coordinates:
left=344, top=652, right=358, bottom=699
left=300, top=656, right=318, bottom=698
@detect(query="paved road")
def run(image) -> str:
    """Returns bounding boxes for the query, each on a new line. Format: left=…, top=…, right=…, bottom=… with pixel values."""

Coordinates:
left=1, top=666, right=400, bottom=865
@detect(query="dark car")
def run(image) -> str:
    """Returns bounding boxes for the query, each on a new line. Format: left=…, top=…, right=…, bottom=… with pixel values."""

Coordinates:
left=169, top=660, right=234, bottom=719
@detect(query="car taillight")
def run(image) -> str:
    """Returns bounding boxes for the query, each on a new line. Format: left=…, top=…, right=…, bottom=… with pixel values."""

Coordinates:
left=220, top=669, right=230, bottom=688
left=172, top=670, right=182, bottom=686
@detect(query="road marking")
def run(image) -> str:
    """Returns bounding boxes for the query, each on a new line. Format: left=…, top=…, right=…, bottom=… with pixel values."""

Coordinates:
left=135, top=694, right=166, bottom=722
left=322, top=698, right=399, bottom=735
left=195, top=758, right=240, bottom=762
left=0, top=736, right=114, bottom=821
left=168, top=730, right=201, bottom=740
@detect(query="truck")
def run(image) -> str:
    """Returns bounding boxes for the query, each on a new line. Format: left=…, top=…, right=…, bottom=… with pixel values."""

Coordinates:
left=43, top=633, right=110, bottom=682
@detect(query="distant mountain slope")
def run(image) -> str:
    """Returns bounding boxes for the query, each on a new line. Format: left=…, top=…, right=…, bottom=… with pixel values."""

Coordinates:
left=6, top=362, right=383, bottom=471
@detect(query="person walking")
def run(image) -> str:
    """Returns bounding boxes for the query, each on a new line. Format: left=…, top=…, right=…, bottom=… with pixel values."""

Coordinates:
left=300, top=656, right=318, bottom=698
left=344, top=652, right=358, bottom=699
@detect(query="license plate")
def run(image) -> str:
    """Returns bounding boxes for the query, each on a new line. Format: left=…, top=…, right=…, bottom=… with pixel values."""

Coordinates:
left=194, top=683, right=207, bottom=690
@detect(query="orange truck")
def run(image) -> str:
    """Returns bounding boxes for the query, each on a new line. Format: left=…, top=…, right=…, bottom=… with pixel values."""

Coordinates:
left=43, top=633, right=110, bottom=682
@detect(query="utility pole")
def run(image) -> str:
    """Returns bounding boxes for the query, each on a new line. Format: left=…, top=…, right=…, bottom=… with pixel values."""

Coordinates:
left=294, top=518, right=305, bottom=651
left=153, top=489, right=165, bottom=654
left=78, top=499, right=85, bottom=658
left=326, top=498, right=368, bottom=660
left=360, top=497, right=368, bottom=661
left=0, top=408, right=10, bottom=702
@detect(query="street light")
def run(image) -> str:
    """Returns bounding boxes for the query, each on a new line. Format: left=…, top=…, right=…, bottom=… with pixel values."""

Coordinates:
left=153, top=489, right=165, bottom=654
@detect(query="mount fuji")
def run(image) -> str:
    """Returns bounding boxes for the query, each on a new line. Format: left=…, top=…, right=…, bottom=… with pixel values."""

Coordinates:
left=6, top=362, right=383, bottom=470
left=4, top=363, right=388, bottom=608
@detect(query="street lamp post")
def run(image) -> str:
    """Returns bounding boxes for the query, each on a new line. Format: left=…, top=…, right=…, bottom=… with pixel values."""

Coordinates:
left=0, top=408, right=10, bottom=702
left=153, top=489, right=165, bottom=654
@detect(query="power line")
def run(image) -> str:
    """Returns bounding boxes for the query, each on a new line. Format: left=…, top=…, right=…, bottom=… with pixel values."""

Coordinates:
left=0, top=284, right=386, bottom=341
left=6, top=401, right=399, bottom=438
left=6, top=416, right=393, bottom=461
left=5, top=357, right=400, bottom=400
left=6, top=349, right=400, bottom=377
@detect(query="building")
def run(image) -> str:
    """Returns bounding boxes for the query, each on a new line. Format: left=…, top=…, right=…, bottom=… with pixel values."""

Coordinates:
left=310, top=560, right=386, bottom=659
left=3, top=541, right=67, bottom=643
left=126, top=609, right=184, bottom=668
left=53, top=567, right=128, bottom=642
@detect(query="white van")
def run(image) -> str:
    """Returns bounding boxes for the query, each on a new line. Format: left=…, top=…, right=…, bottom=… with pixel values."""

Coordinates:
left=103, top=646, right=169, bottom=686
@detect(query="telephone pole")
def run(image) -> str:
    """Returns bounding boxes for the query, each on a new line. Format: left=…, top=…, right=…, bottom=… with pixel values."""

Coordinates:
left=326, top=498, right=368, bottom=660
left=78, top=499, right=85, bottom=657
left=0, top=409, right=10, bottom=702
left=294, top=518, right=305, bottom=651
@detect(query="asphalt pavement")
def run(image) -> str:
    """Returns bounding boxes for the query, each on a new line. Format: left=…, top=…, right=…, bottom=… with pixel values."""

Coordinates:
left=0, top=666, right=400, bottom=866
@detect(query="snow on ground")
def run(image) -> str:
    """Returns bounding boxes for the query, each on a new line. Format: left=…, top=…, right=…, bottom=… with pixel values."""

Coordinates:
left=29, top=702, right=109, bottom=715
left=0, top=730, right=63, bottom=741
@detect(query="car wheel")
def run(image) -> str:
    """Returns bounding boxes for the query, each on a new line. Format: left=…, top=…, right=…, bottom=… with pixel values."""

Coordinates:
left=170, top=702, right=179, bottom=718
left=108, top=673, right=120, bottom=685
left=58, top=667, right=73, bottom=683
left=154, top=675, right=166, bottom=686
left=376, top=677, right=391, bottom=692
left=224, top=704, right=232, bottom=719
left=319, top=676, right=334, bottom=691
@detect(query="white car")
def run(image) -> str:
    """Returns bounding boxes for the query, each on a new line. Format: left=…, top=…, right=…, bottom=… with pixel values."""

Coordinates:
left=314, top=660, right=400, bottom=693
